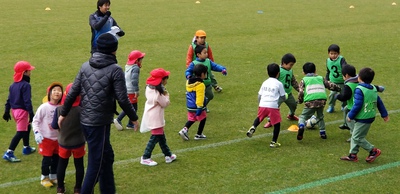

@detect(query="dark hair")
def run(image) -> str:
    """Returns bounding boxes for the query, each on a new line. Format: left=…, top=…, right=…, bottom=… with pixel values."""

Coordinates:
left=267, top=63, right=280, bottom=77
left=97, top=0, right=110, bottom=10
left=358, top=67, right=374, bottom=84
left=328, top=44, right=340, bottom=53
left=48, top=85, right=63, bottom=104
left=195, top=45, right=206, bottom=56
left=281, top=53, right=296, bottom=64
left=193, top=64, right=208, bottom=77
left=303, top=62, right=316, bottom=74
left=341, top=64, right=356, bottom=77
left=155, top=76, right=169, bottom=95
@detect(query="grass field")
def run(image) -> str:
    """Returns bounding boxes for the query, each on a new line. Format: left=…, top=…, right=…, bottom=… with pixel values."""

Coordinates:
left=1, top=0, right=399, bottom=193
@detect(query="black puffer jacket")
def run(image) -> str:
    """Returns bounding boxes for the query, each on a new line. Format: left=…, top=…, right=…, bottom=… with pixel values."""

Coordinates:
left=60, top=52, right=138, bottom=126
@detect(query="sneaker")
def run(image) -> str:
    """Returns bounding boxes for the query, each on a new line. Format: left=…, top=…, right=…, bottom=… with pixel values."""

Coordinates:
left=113, top=118, right=123, bottom=131
left=297, top=125, right=304, bottom=140
left=286, top=114, right=299, bottom=121
left=178, top=127, right=189, bottom=141
left=263, top=122, right=272, bottom=128
left=22, top=146, right=36, bottom=155
left=246, top=127, right=256, bottom=138
left=326, top=106, right=334, bottom=113
left=73, top=187, right=81, bottom=194
left=366, top=148, right=381, bottom=163
left=214, top=86, right=223, bottom=92
left=320, top=131, right=327, bottom=139
left=165, top=154, right=177, bottom=163
left=57, top=187, right=65, bottom=194
left=3, top=151, right=21, bottom=163
left=194, top=134, right=207, bottom=140
left=269, top=141, right=281, bottom=148
left=50, top=179, right=58, bottom=185
left=339, top=124, right=350, bottom=130
left=140, top=157, right=158, bottom=166
left=41, top=177, right=54, bottom=188
left=126, top=123, right=135, bottom=130
left=340, top=154, right=358, bottom=162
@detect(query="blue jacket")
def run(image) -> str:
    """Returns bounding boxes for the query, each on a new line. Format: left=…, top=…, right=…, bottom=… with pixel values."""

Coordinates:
left=185, top=58, right=225, bottom=81
left=5, top=75, right=34, bottom=117
left=347, top=83, right=388, bottom=123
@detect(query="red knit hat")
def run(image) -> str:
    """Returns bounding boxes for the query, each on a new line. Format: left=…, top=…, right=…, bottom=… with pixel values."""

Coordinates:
left=146, top=68, right=170, bottom=86
left=13, top=61, right=35, bottom=82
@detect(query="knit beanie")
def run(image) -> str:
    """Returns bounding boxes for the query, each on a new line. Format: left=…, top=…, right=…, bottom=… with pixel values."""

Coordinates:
left=96, top=33, right=118, bottom=54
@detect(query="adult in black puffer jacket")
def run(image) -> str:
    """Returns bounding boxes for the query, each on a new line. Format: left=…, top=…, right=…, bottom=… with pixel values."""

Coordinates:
left=59, top=33, right=138, bottom=194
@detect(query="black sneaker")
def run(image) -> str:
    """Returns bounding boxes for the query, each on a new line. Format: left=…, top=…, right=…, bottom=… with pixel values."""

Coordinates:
left=339, top=124, right=350, bottom=130
left=297, top=125, right=304, bottom=140
left=320, top=131, right=327, bottom=139
left=246, top=127, right=256, bottom=138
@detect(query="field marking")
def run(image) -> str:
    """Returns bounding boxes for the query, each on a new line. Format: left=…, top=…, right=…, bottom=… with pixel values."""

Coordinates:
left=267, top=161, right=400, bottom=194
left=1, top=109, right=399, bottom=189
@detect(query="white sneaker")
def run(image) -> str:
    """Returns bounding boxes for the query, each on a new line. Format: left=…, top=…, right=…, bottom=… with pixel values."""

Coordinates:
left=165, top=154, right=177, bottom=163
left=113, top=119, right=123, bottom=131
left=140, top=157, right=157, bottom=166
left=194, top=134, right=207, bottom=140
left=178, top=127, right=189, bottom=141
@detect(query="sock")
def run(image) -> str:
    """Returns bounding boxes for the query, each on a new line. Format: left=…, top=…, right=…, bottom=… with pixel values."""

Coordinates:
left=41, top=175, right=49, bottom=181
left=7, top=149, right=13, bottom=153
left=49, top=174, right=57, bottom=180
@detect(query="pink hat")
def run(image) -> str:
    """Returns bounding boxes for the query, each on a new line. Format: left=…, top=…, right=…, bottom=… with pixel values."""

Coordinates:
left=146, top=68, right=170, bottom=86
left=127, top=50, right=145, bottom=65
left=13, top=61, right=35, bottom=82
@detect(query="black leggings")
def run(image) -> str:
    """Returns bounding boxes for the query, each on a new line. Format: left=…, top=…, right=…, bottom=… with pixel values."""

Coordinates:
left=184, top=118, right=207, bottom=135
left=42, top=154, right=59, bottom=176
left=57, top=156, right=84, bottom=189
left=8, top=125, right=31, bottom=150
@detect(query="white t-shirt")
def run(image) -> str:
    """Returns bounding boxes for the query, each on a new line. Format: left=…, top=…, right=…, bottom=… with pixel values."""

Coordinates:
left=258, top=77, right=285, bottom=108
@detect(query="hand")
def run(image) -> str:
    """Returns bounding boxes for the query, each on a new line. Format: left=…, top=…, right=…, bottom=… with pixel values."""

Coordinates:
left=186, top=75, right=192, bottom=79
left=58, top=115, right=65, bottom=130
left=347, top=116, right=351, bottom=122
left=383, top=116, right=389, bottom=122
left=29, top=113, right=34, bottom=123
left=116, top=30, right=125, bottom=37
left=378, top=86, right=385, bottom=93
left=221, top=69, right=227, bottom=76
left=105, top=11, right=111, bottom=16
left=3, top=112, right=11, bottom=122
left=132, top=120, right=139, bottom=131
left=34, top=131, right=44, bottom=144
left=196, top=108, right=203, bottom=116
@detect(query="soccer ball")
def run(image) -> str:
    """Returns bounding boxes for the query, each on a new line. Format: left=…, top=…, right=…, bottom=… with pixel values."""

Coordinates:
left=305, top=115, right=318, bottom=129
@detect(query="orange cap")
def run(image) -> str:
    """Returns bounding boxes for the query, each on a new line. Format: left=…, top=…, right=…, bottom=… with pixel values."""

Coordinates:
left=195, top=30, right=206, bottom=37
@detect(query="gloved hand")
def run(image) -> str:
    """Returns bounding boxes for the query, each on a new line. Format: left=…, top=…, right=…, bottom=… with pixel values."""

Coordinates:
left=29, top=113, right=34, bottom=123
left=116, top=30, right=125, bottom=37
left=221, top=69, right=227, bottom=76
left=105, top=11, right=111, bottom=16
left=34, top=131, right=44, bottom=144
left=3, top=112, right=11, bottom=122
left=196, top=108, right=203, bottom=116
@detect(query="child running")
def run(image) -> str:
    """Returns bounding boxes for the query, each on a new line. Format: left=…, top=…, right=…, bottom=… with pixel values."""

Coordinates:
left=296, top=62, right=341, bottom=140
left=140, top=68, right=176, bottom=166
left=51, top=83, right=85, bottom=194
left=2, top=61, right=36, bottom=162
left=114, top=50, right=145, bottom=130
left=340, top=67, right=389, bottom=163
left=32, top=82, right=63, bottom=188
left=246, top=63, right=287, bottom=148
left=179, top=64, right=208, bottom=141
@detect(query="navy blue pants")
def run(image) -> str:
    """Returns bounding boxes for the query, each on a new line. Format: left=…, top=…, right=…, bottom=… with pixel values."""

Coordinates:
left=81, top=124, right=115, bottom=194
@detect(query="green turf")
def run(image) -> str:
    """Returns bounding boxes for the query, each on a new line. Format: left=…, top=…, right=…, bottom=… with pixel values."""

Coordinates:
left=1, top=0, right=399, bottom=193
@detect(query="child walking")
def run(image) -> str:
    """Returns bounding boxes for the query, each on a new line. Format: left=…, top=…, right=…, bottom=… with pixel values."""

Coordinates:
left=2, top=61, right=36, bottom=162
left=296, top=62, right=341, bottom=140
left=114, top=50, right=145, bottom=130
left=336, top=65, right=385, bottom=142
left=186, top=30, right=222, bottom=92
left=51, top=83, right=85, bottom=194
left=32, top=82, right=63, bottom=188
left=179, top=64, right=208, bottom=141
left=140, top=68, right=176, bottom=166
left=264, top=53, right=299, bottom=128
left=185, top=44, right=227, bottom=111
left=246, top=63, right=287, bottom=148
left=340, top=67, right=389, bottom=163
left=325, top=44, right=348, bottom=113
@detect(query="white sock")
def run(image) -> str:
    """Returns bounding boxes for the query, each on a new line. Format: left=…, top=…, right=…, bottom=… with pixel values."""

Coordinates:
left=41, top=175, right=48, bottom=181
left=49, top=174, right=57, bottom=180
left=7, top=149, right=13, bottom=153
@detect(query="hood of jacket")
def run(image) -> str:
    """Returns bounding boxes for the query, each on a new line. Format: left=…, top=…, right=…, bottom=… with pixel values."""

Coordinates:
left=89, top=52, right=118, bottom=69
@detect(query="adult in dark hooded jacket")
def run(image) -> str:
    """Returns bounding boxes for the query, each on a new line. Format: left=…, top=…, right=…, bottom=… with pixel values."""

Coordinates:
left=59, top=33, right=138, bottom=194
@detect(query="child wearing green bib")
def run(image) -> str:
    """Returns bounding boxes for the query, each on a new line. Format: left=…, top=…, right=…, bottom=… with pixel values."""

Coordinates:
left=325, top=44, right=348, bottom=113
left=340, top=67, right=389, bottom=163
left=296, top=62, right=341, bottom=140
left=336, top=65, right=385, bottom=142
left=264, top=53, right=300, bottom=128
